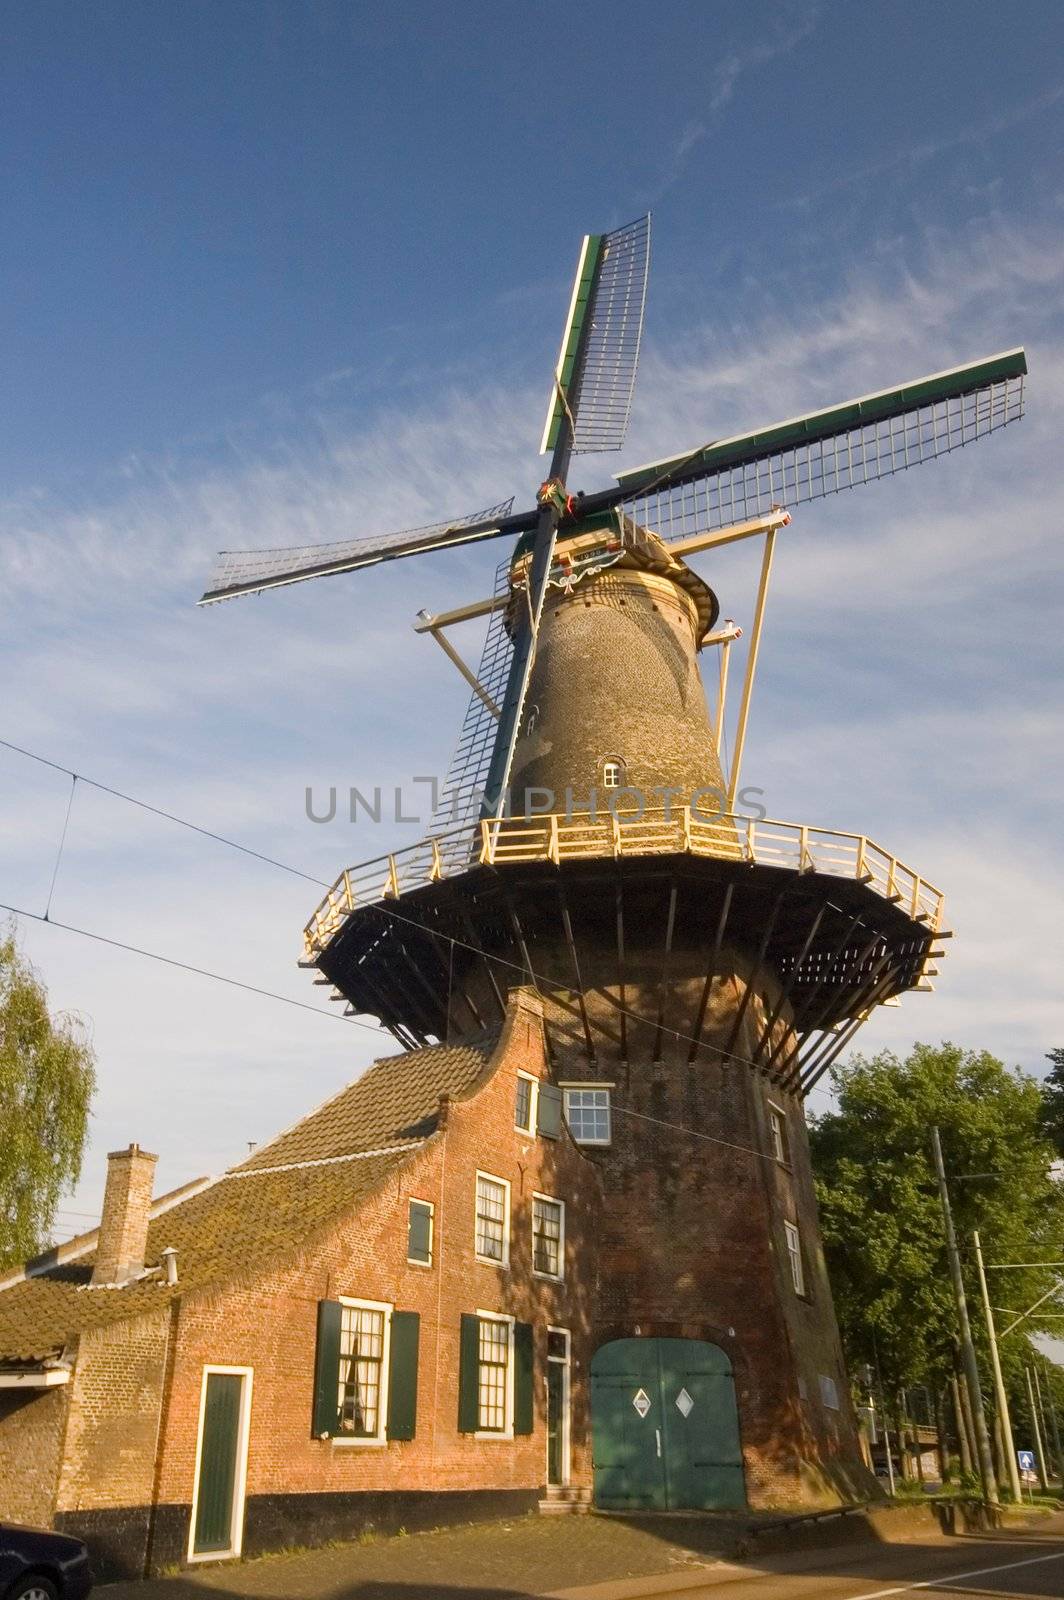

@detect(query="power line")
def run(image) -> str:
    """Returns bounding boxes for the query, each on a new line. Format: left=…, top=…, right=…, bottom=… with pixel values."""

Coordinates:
left=1, top=733, right=852, bottom=1091
left=0, top=900, right=390, bottom=1040
left=0, top=737, right=328, bottom=888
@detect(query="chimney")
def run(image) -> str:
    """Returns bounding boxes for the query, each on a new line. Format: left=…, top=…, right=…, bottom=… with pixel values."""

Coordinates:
left=91, top=1143, right=158, bottom=1286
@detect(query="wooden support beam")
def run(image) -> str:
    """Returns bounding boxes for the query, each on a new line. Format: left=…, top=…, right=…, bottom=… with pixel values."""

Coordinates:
left=615, top=877, right=628, bottom=1064
left=687, top=882, right=734, bottom=1064
left=723, top=891, right=784, bottom=1063
left=425, top=626, right=501, bottom=718
left=800, top=962, right=903, bottom=1095
left=771, top=916, right=876, bottom=1084
left=558, top=887, right=596, bottom=1064
left=715, top=636, right=732, bottom=758
left=784, top=941, right=896, bottom=1089
left=752, top=902, right=826, bottom=1066
left=727, top=527, right=777, bottom=810
left=763, top=905, right=863, bottom=1076
left=651, top=883, right=679, bottom=1064
left=458, top=908, right=508, bottom=1023
left=668, top=508, right=791, bottom=559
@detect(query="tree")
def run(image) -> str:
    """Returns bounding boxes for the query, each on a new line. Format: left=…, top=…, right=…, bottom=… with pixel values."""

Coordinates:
left=0, top=928, right=96, bottom=1267
left=1039, top=1047, right=1064, bottom=1159
left=809, top=1043, right=1064, bottom=1411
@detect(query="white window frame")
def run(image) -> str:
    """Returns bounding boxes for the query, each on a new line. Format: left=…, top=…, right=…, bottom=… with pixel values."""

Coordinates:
left=768, top=1101, right=789, bottom=1166
left=332, top=1295, right=393, bottom=1448
left=406, top=1196, right=434, bottom=1268
left=531, top=1192, right=565, bottom=1282
left=784, top=1220, right=806, bottom=1297
left=546, top=1325, right=571, bottom=1487
left=602, top=760, right=624, bottom=789
left=187, top=1365, right=254, bottom=1563
left=474, top=1170, right=511, bottom=1268
left=514, top=1070, right=538, bottom=1135
left=474, top=1308, right=515, bottom=1441
left=560, top=1082, right=613, bottom=1146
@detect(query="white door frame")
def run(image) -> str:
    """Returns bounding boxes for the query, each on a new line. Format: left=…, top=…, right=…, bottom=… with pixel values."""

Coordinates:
left=546, top=1326, right=571, bottom=1487
left=187, top=1365, right=254, bottom=1562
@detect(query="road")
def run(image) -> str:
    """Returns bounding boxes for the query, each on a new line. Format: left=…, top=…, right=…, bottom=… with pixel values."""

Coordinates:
left=550, top=1516, right=1064, bottom=1600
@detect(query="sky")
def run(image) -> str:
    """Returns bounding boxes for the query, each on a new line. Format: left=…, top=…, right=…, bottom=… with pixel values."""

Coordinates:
left=1, top=0, right=1063, bottom=1240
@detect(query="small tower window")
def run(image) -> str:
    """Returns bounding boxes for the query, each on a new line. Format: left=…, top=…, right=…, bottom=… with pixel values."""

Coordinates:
left=602, top=760, right=624, bottom=790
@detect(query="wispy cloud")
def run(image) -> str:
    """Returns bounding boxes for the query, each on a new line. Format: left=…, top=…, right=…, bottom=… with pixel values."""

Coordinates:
left=784, top=79, right=1064, bottom=210
left=3, top=197, right=1063, bottom=1224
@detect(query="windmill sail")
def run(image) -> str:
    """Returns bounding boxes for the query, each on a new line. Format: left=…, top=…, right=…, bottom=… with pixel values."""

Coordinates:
left=615, top=349, right=1026, bottom=541
left=430, top=557, right=515, bottom=855
left=540, top=213, right=651, bottom=457
left=198, top=499, right=517, bottom=605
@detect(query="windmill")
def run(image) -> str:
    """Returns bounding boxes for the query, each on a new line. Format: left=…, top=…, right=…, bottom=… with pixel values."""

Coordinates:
left=200, top=213, right=1025, bottom=860
left=199, top=215, right=1026, bottom=1510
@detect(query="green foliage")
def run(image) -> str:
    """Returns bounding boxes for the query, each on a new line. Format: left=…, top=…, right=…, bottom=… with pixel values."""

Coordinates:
left=0, top=927, right=96, bottom=1267
left=1039, top=1047, right=1064, bottom=1159
left=810, top=1042, right=1064, bottom=1402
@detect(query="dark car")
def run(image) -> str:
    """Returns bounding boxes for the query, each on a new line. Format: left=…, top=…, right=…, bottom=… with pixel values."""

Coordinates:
left=0, top=1524, right=92, bottom=1600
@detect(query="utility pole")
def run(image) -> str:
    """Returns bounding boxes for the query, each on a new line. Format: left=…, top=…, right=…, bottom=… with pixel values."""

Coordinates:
left=931, top=1127, right=999, bottom=1504
left=973, top=1230, right=1023, bottom=1502
left=1025, top=1366, right=1049, bottom=1492
left=1041, top=1358, right=1064, bottom=1483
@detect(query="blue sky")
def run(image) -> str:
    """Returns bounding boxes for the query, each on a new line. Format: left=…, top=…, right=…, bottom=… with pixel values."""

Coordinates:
left=2, top=1, right=1063, bottom=1234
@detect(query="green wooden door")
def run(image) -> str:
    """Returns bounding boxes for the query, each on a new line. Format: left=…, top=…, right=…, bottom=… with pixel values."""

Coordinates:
left=590, top=1340, right=666, bottom=1509
left=547, top=1360, right=565, bottom=1485
left=658, top=1339, right=746, bottom=1510
left=193, top=1372, right=245, bottom=1555
left=591, top=1338, right=745, bottom=1511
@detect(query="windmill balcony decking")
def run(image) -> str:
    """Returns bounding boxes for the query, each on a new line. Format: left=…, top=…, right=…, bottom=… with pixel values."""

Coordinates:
left=302, top=808, right=944, bottom=960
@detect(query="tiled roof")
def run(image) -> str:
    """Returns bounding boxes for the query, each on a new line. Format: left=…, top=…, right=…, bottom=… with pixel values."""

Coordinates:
left=236, top=1033, right=498, bottom=1172
left=0, top=1032, right=499, bottom=1364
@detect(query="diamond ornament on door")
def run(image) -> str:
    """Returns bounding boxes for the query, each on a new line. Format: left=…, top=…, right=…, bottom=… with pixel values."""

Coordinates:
left=675, top=1387, right=694, bottom=1417
left=632, top=1388, right=652, bottom=1418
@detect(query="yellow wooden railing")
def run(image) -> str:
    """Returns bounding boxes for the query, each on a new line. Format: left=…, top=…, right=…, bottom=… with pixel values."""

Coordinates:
left=302, top=807, right=944, bottom=959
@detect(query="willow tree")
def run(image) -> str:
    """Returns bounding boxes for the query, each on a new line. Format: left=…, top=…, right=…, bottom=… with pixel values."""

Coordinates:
left=0, top=929, right=96, bottom=1267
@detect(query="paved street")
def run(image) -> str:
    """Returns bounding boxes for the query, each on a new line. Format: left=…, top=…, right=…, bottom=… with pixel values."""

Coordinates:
left=98, top=1511, right=1064, bottom=1600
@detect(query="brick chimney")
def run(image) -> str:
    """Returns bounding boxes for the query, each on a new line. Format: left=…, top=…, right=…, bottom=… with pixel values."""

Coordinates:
left=91, top=1143, right=158, bottom=1286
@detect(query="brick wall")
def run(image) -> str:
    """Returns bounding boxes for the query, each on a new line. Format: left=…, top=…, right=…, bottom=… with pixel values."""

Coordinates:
left=127, top=990, right=602, bottom=1566
left=0, top=1381, right=69, bottom=1524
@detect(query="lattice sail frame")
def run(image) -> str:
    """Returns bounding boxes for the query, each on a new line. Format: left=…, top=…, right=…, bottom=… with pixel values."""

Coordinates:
left=620, top=369, right=1025, bottom=538
left=540, top=214, right=651, bottom=458
left=199, top=499, right=515, bottom=604
left=429, top=557, right=515, bottom=851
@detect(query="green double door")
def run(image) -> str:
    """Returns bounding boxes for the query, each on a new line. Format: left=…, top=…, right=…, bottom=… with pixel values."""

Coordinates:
left=591, top=1338, right=745, bottom=1510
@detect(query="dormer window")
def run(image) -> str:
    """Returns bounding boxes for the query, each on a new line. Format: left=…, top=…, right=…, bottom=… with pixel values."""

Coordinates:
left=602, top=760, right=624, bottom=790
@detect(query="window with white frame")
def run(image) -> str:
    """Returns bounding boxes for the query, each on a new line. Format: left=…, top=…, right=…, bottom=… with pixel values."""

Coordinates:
left=337, top=1300, right=391, bottom=1440
left=769, top=1103, right=789, bottom=1166
left=532, top=1193, right=565, bottom=1280
left=475, top=1172, right=510, bottom=1266
left=784, top=1220, right=805, bottom=1297
left=562, top=1085, right=612, bottom=1145
left=514, top=1072, right=537, bottom=1134
left=477, top=1314, right=512, bottom=1433
left=602, top=760, right=624, bottom=789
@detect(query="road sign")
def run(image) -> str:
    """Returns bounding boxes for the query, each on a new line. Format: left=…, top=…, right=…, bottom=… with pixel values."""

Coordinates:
left=1017, top=1449, right=1036, bottom=1472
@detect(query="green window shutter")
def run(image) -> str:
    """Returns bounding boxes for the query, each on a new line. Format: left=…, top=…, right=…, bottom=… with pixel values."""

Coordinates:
left=457, top=1314, right=480, bottom=1433
left=514, top=1320, right=534, bottom=1435
left=386, top=1311, right=420, bottom=1441
left=537, top=1081, right=562, bottom=1139
left=312, top=1299, right=343, bottom=1439
left=407, top=1200, right=432, bottom=1264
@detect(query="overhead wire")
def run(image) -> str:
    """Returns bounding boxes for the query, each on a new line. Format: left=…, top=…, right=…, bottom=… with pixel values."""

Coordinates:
left=1, top=735, right=852, bottom=1097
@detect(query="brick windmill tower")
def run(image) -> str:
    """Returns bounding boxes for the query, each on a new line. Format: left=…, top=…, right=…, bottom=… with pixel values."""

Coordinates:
left=201, top=216, right=1026, bottom=1508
